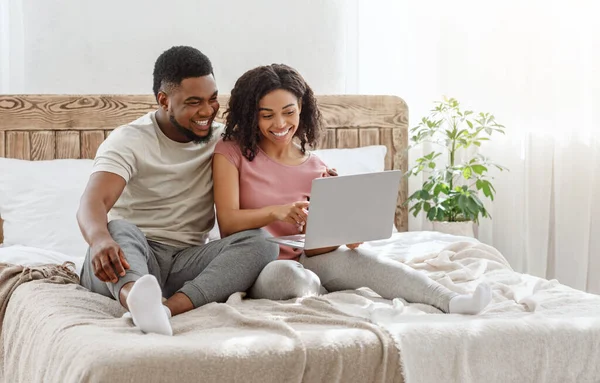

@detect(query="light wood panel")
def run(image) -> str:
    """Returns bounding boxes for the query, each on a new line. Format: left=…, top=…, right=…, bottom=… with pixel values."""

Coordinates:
left=318, top=129, right=336, bottom=149
left=359, top=128, right=380, bottom=147
left=0, top=95, right=407, bottom=131
left=0, top=94, right=409, bottom=241
left=0, top=131, right=4, bottom=157
left=81, top=130, right=105, bottom=159
left=56, top=131, right=81, bottom=159
left=31, top=131, right=56, bottom=160
left=6, top=132, right=31, bottom=160
left=337, top=129, right=359, bottom=148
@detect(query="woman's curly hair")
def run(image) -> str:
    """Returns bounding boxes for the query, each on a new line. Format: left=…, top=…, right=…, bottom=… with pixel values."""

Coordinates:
left=223, top=64, right=322, bottom=161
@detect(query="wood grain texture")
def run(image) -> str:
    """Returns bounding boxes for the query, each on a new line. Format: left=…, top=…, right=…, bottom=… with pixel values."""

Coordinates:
left=381, top=128, right=394, bottom=171
left=0, top=95, right=407, bottom=131
left=56, top=131, right=81, bottom=159
left=31, top=131, right=56, bottom=160
left=6, top=132, right=31, bottom=159
left=317, top=95, right=408, bottom=129
left=359, top=128, right=380, bottom=147
left=318, top=129, right=336, bottom=149
left=81, top=131, right=105, bottom=159
left=0, top=94, right=409, bottom=242
left=0, top=95, right=159, bottom=131
left=392, top=126, right=409, bottom=232
left=336, top=129, right=359, bottom=148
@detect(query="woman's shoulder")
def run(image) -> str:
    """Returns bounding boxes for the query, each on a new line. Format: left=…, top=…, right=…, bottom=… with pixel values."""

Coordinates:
left=214, top=137, right=242, bottom=154
left=307, top=150, right=328, bottom=167
left=213, top=138, right=246, bottom=168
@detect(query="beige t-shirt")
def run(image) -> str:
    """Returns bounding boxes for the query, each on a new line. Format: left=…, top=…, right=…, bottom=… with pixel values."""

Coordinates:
left=92, top=111, right=223, bottom=247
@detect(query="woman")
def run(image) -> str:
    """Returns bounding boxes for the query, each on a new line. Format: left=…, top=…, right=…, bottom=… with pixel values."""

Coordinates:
left=213, top=64, right=491, bottom=314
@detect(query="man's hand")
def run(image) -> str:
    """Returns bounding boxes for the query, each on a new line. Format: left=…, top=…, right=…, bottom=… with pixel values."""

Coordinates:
left=90, top=237, right=130, bottom=283
left=346, top=242, right=363, bottom=250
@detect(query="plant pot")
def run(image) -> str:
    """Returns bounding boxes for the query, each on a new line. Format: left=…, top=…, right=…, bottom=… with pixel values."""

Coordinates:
left=432, top=221, right=475, bottom=238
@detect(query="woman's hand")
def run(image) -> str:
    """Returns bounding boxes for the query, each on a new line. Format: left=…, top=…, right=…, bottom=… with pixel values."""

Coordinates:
left=346, top=242, right=363, bottom=250
left=271, top=201, right=310, bottom=226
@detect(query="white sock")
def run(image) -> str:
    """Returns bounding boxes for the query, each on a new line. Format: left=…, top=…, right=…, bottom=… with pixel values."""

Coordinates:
left=448, top=283, right=492, bottom=315
left=125, top=274, right=173, bottom=336
left=122, top=305, right=171, bottom=322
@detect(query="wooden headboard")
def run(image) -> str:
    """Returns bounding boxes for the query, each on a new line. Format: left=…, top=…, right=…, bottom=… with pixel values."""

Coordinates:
left=0, top=94, right=408, bottom=244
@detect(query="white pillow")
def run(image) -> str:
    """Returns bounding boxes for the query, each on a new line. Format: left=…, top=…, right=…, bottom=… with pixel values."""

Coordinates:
left=0, top=158, right=93, bottom=258
left=311, top=145, right=387, bottom=175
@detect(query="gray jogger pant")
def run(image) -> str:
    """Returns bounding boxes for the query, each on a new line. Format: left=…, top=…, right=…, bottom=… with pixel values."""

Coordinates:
left=249, top=247, right=459, bottom=312
left=80, top=219, right=279, bottom=307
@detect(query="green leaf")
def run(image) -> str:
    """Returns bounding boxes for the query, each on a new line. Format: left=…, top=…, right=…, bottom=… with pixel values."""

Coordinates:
left=429, top=162, right=436, bottom=169
left=423, top=202, right=431, bottom=212
left=471, top=164, right=487, bottom=175
left=482, top=182, right=492, bottom=200
left=411, top=202, right=422, bottom=217
left=408, top=190, right=420, bottom=200
left=462, top=167, right=472, bottom=179
left=436, top=208, right=446, bottom=221
left=466, top=120, right=473, bottom=129
left=427, top=207, right=437, bottom=221
left=476, top=179, right=484, bottom=190
left=466, top=197, right=480, bottom=215
left=458, top=194, right=468, bottom=214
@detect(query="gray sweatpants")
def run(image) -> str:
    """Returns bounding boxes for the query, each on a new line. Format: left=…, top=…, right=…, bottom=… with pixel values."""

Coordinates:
left=80, top=220, right=279, bottom=308
left=249, top=247, right=459, bottom=312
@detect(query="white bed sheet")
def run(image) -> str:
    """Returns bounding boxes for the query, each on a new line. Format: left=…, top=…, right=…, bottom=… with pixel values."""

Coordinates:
left=0, top=245, right=85, bottom=274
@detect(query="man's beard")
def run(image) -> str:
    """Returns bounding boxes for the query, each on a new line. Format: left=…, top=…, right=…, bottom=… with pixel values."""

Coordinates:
left=169, top=114, right=213, bottom=144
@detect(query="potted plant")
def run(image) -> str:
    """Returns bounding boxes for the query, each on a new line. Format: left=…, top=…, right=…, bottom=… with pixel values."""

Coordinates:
left=404, top=97, right=507, bottom=237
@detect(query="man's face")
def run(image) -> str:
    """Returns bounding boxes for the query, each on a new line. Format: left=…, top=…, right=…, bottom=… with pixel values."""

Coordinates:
left=162, top=75, right=220, bottom=144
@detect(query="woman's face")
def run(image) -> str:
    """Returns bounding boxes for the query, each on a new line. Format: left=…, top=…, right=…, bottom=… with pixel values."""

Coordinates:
left=257, top=89, right=301, bottom=147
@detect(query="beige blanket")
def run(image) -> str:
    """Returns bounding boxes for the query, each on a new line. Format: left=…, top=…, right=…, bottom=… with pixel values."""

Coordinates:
left=1, top=281, right=402, bottom=383
left=4, top=237, right=600, bottom=383
left=0, top=262, right=79, bottom=333
left=331, top=241, right=600, bottom=383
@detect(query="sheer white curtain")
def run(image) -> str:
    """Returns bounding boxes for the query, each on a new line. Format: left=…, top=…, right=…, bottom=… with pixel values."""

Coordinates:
left=0, top=0, right=24, bottom=93
left=353, top=0, right=600, bottom=292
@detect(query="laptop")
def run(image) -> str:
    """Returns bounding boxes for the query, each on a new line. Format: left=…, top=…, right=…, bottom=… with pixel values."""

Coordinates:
left=267, top=170, right=402, bottom=250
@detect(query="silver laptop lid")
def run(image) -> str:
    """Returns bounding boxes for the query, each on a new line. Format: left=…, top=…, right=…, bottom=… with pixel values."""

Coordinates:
left=303, top=170, right=401, bottom=250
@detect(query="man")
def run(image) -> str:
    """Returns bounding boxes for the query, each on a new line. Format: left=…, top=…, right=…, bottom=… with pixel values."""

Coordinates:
left=78, top=46, right=279, bottom=336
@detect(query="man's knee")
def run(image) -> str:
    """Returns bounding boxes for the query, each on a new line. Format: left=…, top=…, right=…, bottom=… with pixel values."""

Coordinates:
left=108, top=219, right=138, bottom=235
left=107, top=219, right=146, bottom=243
left=231, top=229, right=279, bottom=265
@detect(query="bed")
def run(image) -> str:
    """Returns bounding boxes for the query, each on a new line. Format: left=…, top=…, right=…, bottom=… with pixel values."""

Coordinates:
left=1, top=95, right=599, bottom=383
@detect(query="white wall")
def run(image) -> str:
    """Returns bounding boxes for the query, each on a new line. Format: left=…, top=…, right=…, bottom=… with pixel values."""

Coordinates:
left=1, top=0, right=358, bottom=94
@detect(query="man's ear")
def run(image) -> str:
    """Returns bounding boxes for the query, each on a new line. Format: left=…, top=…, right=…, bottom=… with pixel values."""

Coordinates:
left=157, top=91, right=169, bottom=111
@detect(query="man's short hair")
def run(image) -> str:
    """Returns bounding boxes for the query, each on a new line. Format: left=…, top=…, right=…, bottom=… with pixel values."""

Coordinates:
left=152, top=46, right=214, bottom=100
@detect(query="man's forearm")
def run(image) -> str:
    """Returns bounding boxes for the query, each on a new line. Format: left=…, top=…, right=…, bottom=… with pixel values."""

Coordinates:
left=77, top=200, right=111, bottom=246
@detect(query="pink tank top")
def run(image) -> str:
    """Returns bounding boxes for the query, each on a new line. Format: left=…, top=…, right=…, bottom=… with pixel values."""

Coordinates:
left=214, top=139, right=329, bottom=260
